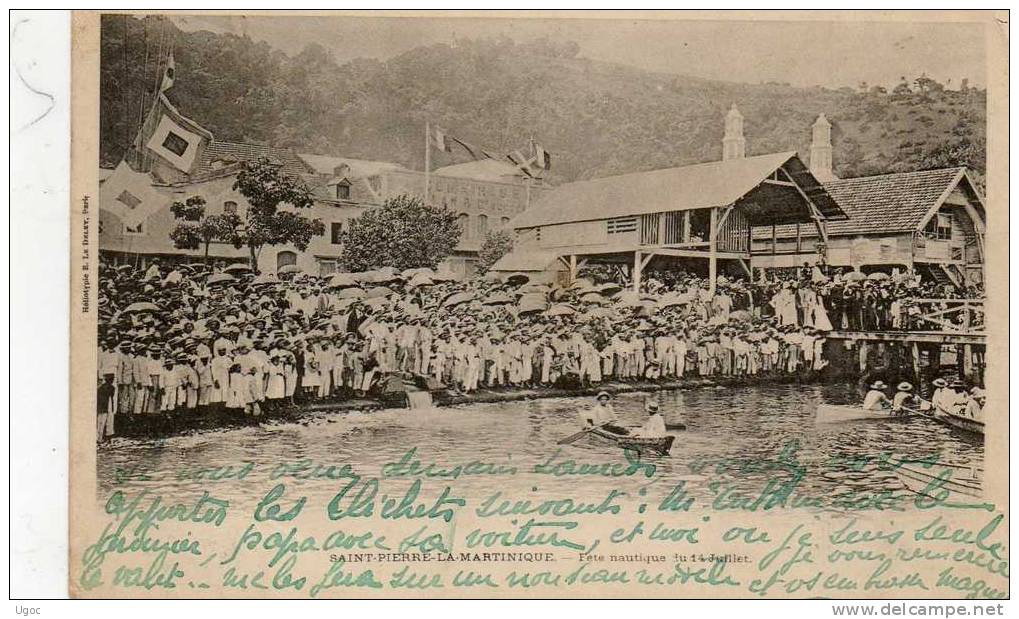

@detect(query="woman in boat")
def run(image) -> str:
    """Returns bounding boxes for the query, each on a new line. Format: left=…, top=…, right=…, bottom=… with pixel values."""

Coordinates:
left=862, top=381, right=892, bottom=411
left=581, top=391, right=628, bottom=435
left=634, top=400, right=667, bottom=438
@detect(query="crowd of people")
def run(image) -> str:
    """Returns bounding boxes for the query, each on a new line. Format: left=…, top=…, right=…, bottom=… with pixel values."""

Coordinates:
left=94, top=257, right=982, bottom=440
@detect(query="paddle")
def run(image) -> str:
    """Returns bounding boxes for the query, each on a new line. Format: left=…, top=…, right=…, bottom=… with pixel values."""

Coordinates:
left=558, top=422, right=610, bottom=445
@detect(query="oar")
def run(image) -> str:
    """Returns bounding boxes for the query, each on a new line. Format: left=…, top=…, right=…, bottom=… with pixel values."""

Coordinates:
left=558, top=423, right=609, bottom=445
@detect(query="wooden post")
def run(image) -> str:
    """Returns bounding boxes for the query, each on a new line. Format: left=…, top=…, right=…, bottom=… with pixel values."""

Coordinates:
left=709, top=207, right=718, bottom=295
left=858, top=339, right=869, bottom=373
left=633, top=251, right=642, bottom=292
left=911, top=342, right=921, bottom=384
left=963, top=344, right=974, bottom=381
left=771, top=223, right=777, bottom=255
left=683, top=211, right=691, bottom=243
left=569, top=255, right=578, bottom=283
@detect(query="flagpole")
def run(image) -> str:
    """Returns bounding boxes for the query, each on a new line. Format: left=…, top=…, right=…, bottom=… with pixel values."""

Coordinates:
left=424, top=121, right=431, bottom=204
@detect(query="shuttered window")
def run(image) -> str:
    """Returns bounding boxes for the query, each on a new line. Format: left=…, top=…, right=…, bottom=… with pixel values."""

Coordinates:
left=607, top=217, right=637, bottom=234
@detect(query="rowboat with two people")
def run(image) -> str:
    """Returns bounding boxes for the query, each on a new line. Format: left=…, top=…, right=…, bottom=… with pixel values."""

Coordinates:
left=816, top=381, right=922, bottom=424
left=558, top=391, right=676, bottom=456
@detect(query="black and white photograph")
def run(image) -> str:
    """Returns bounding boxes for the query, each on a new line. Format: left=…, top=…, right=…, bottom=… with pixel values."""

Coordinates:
left=60, top=10, right=1009, bottom=602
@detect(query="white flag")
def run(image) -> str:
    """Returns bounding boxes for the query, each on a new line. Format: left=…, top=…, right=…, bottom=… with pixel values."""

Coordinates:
left=143, top=94, right=210, bottom=173
left=100, top=161, right=169, bottom=228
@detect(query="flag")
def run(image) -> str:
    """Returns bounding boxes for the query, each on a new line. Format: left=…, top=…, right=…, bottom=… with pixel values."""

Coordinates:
left=138, top=93, right=213, bottom=173
left=449, top=136, right=493, bottom=161
left=506, top=151, right=534, bottom=177
left=432, top=126, right=452, bottom=153
left=159, top=52, right=175, bottom=93
left=100, top=161, right=169, bottom=228
left=533, top=142, right=552, bottom=171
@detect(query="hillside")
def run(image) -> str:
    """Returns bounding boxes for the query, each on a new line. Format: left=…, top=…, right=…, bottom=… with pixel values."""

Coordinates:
left=100, top=15, right=986, bottom=185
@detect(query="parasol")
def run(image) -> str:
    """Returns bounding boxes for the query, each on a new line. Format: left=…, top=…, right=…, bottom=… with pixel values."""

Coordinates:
left=365, top=286, right=394, bottom=299
left=207, top=273, right=236, bottom=285
left=546, top=304, right=577, bottom=317
left=843, top=271, right=867, bottom=282
left=277, top=264, right=301, bottom=274
left=442, top=292, right=475, bottom=308
left=223, top=263, right=252, bottom=274
left=483, top=292, right=515, bottom=306
left=337, top=287, right=366, bottom=300
left=867, top=272, right=891, bottom=281
left=327, top=273, right=359, bottom=289
left=122, top=302, right=161, bottom=314
left=407, top=272, right=435, bottom=288
left=505, top=272, right=530, bottom=286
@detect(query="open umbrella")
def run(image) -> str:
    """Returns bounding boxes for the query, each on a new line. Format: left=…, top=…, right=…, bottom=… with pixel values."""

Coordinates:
left=483, top=292, right=514, bottom=306
left=569, top=277, right=595, bottom=290
left=354, top=270, right=382, bottom=284
left=843, top=271, right=867, bottom=282
left=277, top=264, right=301, bottom=275
left=443, top=292, right=475, bottom=308
left=223, top=263, right=252, bottom=274
left=505, top=272, right=530, bottom=286
left=365, top=286, right=394, bottom=299
left=362, top=297, right=389, bottom=308
left=517, top=298, right=549, bottom=314
left=730, top=309, right=753, bottom=323
left=867, top=272, right=891, bottom=281
left=251, top=273, right=277, bottom=286
left=122, top=301, right=160, bottom=314
left=582, top=307, right=615, bottom=320
left=337, top=287, right=366, bottom=300
left=597, top=282, right=624, bottom=296
left=327, top=273, right=359, bottom=289
left=580, top=292, right=606, bottom=305
left=207, top=273, right=236, bottom=285
left=432, top=267, right=459, bottom=282
left=374, top=266, right=402, bottom=284
left=546, top=304, right=577, bottom=317
left=407, top=272, right=435, bottom=288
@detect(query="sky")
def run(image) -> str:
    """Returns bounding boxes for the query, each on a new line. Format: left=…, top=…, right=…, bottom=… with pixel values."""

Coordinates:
left=171, top=12, right=989, bottom=90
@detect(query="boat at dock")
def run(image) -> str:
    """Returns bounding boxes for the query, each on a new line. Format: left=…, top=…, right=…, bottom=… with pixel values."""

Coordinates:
left=815, top=404, right=917, bottom=424
left=895, top=460, right=983, bottom=499
left=588, top=427, right=675, bottom=456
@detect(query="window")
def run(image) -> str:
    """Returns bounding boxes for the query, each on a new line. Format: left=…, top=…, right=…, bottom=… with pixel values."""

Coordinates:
left=276, top=250, right=297, bottom=272
left=123, top=222, right=145, bottom=236
left=607, top=217, right=638, bottom=234
left=318, top=258, right=338, bottom=276
left=331, top=222, right=343, bottom=245
left=936, top=213, right=952, bottom=240
left=477, top=214, right=489, bottom=238
left=161, top=132, right=190, bottom=157
left=501, top=216, right=510, bottom=228
left=458, top=213, right=470, bottom=239
left=223, top=200, right=237, bottom=215
left=335, top=183, right=351, bottom=200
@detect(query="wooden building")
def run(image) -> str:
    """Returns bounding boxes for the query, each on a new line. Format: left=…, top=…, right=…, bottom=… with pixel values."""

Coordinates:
left=750, top=167, right=987, bottom=286
left=507, top=147, right=846, bottom=291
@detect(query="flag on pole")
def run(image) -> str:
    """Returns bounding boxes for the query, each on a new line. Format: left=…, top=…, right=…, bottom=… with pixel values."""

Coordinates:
left=432, top=126, right=452, bottom=153
left=100, top=161, right=170, bottom=228
left=159, top=52, right=176, bottom=93
left=449, top=136, right=493, bottom=161
left=533, top=142, right=552, bottom=171
left=137, top=93, right=213, bottom=174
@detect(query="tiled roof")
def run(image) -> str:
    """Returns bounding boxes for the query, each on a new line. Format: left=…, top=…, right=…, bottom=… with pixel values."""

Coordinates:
left=753, top=167, right=967, bottom=239
left=194, top=141, right=315, bottom=178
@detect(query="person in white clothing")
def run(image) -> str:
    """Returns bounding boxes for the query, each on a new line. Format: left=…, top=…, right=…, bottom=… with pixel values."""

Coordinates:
left=862, top=381, right=892, bottom=411
left=635, top=401, right=667, bottom=438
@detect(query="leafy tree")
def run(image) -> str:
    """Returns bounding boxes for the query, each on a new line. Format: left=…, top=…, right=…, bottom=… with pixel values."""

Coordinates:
left=477, top=229, right=515, bottom=273
left=168, top=196, right=235, bottom=263
left=341, top=194, right=460, bottom=272
left=228, top=158, right=324, bottom=272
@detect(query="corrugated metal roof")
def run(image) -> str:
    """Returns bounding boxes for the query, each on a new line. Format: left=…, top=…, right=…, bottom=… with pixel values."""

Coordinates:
left=752, top=167, right=968, bottom=239
left=509, top=151, right=841, bottom=229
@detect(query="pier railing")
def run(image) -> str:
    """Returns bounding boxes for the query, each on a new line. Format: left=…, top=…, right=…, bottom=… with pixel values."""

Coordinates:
left=908, top=298, right=984, bottom=333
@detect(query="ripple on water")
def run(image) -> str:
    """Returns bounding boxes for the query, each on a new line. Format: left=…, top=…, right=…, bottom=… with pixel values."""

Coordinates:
left=98, top=383, right=984, bottom=512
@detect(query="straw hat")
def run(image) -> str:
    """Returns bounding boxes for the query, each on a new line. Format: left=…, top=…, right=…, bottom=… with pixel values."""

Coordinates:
left=897, top=382, right=913, bottom=392
left=596, top=391, right=612, bottom=401
left=870, top=381, right=888, bottom=390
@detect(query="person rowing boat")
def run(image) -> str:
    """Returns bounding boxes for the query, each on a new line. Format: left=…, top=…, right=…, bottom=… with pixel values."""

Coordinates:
left=633, top=400, right=667, bottom=438
left=580, top=391, right=629, bottom=435
left=891, top=382, right=920, bottom=416
left=862, top=381, right=892, bottom=411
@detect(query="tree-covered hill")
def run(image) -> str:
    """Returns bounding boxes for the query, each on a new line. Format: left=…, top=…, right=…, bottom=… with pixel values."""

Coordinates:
left=101, top=15, right=986, bottom=185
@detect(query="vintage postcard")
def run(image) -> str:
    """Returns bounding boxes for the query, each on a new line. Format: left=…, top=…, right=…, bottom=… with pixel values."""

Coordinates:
left=68, top=10, right=1009, bottom=600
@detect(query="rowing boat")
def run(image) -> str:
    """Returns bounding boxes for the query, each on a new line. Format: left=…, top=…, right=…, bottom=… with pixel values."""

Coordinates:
left=933, top=410, right=985, bottom=436
left=588, top=427, right=675, bottom=456
left=895, top=460, right=983, bottom=500
left=815, top=404, right=916, bottom=424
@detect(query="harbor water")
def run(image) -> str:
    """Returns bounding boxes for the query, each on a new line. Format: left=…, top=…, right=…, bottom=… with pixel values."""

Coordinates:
left=97, top=383, right=984, bottom=514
